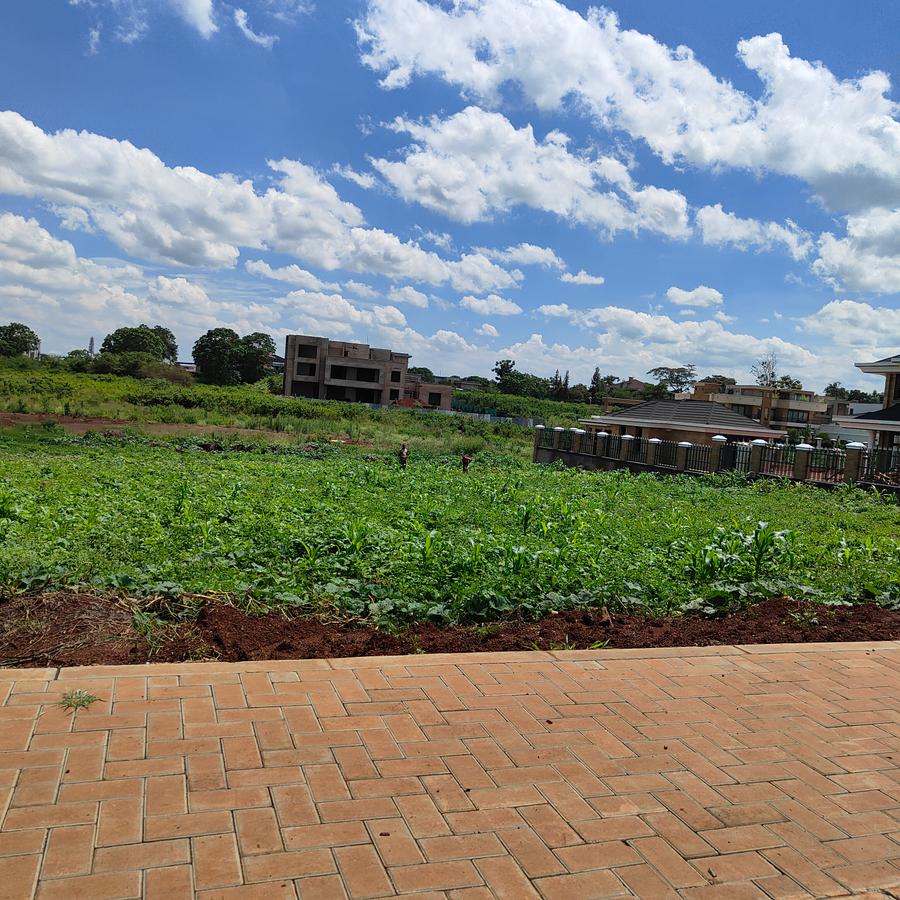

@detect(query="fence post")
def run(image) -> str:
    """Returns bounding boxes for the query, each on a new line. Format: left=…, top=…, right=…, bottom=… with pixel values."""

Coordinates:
left=571, top=428, right=586, bottom=454
left=710, top=434, right=727, bottom=472
left=749, top=439, right=768, bottom=474
left=844, top=441, right=866, bottom=483
left=534, top=425, right=545, bottom=454
left=619, top=434, right=633, bottom=461
left=793, top=443, right=813, bottom=481
left=552, top=426, right=564, bottom=449
left=676, top=441, right=691, bottom=471
left=596, top=431, right=609, bottom=457
left=646, top=437, right=661, bottom=466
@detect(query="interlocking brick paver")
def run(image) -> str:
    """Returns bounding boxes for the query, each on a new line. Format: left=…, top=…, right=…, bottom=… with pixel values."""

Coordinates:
left=1, top=644, right=900, bottom=898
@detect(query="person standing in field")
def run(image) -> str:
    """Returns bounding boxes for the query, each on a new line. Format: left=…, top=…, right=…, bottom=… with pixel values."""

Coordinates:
left=399, top=443, right=409, bottom=469
left=462, top=453, right=472, bottom=473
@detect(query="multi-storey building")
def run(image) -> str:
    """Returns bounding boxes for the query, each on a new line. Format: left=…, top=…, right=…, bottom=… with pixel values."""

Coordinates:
left=833, top=353, right=900, bottom=449
left=692, top=380, right=827, bottom=429
left=282, top=335, right=452, bottom=409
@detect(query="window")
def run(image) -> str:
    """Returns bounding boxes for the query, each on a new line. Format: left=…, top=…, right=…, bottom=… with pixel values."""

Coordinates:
left=389, top=389, right=400, bottom=400
left=784, top=409, right=809, bottom=423
left=356, top=367, right=379, bottom=383
left=296, top=344, right=317, bottom=358
left=390, top=370, right=401, bottom=383
left=330, top=365, right=348, bottom=380
left=428, top=392, right=442, bottom=407
left=295, top=362, right=316, bottom=377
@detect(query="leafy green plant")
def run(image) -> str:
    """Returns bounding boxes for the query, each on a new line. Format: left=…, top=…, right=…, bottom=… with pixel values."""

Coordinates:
left=59, top=688, right=100, bottom=712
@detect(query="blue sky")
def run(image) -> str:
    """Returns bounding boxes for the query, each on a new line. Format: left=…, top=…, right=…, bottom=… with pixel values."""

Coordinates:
left=0, top=0, right=898, bottom=390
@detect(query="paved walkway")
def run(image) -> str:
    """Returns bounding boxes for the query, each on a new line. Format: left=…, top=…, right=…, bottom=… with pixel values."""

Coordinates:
left=2, top=643, right=900, bottom=899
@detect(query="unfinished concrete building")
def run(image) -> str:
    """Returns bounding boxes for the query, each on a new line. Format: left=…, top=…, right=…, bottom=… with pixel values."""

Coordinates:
left=283, top=335, right=452, bottom=409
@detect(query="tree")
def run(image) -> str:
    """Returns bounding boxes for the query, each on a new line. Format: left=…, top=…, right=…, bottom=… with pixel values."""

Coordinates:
left=151, top=326, right=178, bottom=363
left=698, top=374, right=736, bottom=385
left=236, top=332, right=276, bottom=383
left=408, top=366, right=434, bottom=381
left=646, top=365, right=697, bottom=393
left=0, top=322, right=40, bottom=357
left=193, top=328, right=241, bottom=385
left=751, top=352, right=778, bottom=387
left=776, top=374, right=803, bottom=390
left=568, top=383, right=589, bottom=403
left=824, top=381, right=849, bottom=399
left=588, top=368, right=617, bottom=403
left=491, top=359, right=550, bottom=398
left=101, top=325, right=166, bottom=359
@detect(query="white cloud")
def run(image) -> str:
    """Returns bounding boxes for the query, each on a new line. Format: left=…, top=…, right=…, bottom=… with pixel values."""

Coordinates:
left=277, top=289, right=408, bottom=336
left=170, top=0, right=217, bottom=37
left=696, top=204, right=813, bottom=261
left=812, top=208, right=900, bottom=294
left=713, top=311, right=736, bottom=324
left=460, top=293, right=523, bottom=316
left=342, top=280, right=379, bottom=299
left=560, top=269, right=604, bottom=286
left=476, top=323, right=499, bottom=337
left=0, top=111, right=517, bottom=293
left=358, top=1, right=900, bottom=212
left=245, top=259, right=338, bottom=291
left=373, top=107, right=690, bottom=238
left=478, top=242, right=565, bottom=269
left=666, top=285, right=724, bottom=308
left=87, top=24, right=102, bottom=55
left=332, top=164, right=378, bottom=189
left=234, top=8, right=277, bottom=48
left=0, top=213, right=276, bottom=349
left=388, top=285, right=429, bottom=308
left=797, top=299, right=900, bottom=351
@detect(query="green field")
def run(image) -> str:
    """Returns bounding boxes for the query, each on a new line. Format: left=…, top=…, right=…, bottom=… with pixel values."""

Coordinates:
left=1, top=427, right=897, bottom=628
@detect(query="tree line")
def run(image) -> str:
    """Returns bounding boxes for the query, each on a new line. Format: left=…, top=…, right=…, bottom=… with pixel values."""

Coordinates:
left=0, top=322, right=277, bottom=386
left=0, top=321, right=885, bottom=402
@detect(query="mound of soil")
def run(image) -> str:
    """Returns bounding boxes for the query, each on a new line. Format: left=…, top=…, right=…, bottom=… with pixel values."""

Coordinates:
left=2, top=592, right=899, bottom=669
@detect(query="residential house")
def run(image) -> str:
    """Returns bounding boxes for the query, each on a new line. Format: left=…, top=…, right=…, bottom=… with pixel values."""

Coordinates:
left=833, top=353, right=900, bottom=449
left=282, top=335, right=452, bottom=409
left=581, top=399, right=786, bottom=444
left=692, top=379, right=827, bottom=429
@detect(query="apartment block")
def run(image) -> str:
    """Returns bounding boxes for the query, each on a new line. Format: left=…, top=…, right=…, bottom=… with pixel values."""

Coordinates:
left=283, top=335, right=452, bottom=409
left=693, top=380, right=827, bottom=428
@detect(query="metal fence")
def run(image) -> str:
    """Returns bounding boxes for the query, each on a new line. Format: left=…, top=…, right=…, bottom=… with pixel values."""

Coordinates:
left=685, top=444, right=711, bottom=473
left=862, top=447, right=900, bottom=485
left=537, top=429, right=899, bottom=490
left=808, top=448, right=846, bottom=483
left=655, top=440, right=679, bottom=468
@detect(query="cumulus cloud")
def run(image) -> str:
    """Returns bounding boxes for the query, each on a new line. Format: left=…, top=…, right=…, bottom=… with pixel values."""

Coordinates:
left=460, top=293, right=523, bottom=316
left=373, top=107, right=691, bottom=238
left=277, top=289, right=407, bottom=335
left=358, top=1, right=900, bottom=212
left=387, top=285, right=429, bottom=307
left=812, top=208, right=900, bottom=294
left=560, top=269, right=604, bottom=286
left=478, top=242, right=565, bottom=269
left=234, top=8, right=277, bottom=48
left=797, top=299, right=900, bottom=350
left=244, top=259, right=339, bottom=291
left=696, top=204, right=813, bottom=261
left=332, top=164, right=378, bottom=189
left=476, top=323, right=499, bottom=337
left=0, top=213, right=277, bottom=348
left=665, top=285, right=724, bottom=308
left=170, top=0, right=217, bottom=37
left=0, top=111, right=517, bottom=293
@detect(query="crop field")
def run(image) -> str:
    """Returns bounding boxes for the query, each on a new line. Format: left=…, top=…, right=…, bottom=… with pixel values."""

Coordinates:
left=1, top=428, right=898, bottom=631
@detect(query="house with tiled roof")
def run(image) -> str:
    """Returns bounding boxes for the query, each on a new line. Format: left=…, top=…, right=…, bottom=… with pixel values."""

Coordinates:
left=580, top=399, right=786, bottom=444
left=833, top=353, right=900, bottom=450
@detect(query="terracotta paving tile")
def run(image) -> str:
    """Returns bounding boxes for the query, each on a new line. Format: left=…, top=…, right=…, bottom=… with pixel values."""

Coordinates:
left=1, top=647, right=899, bottom=897
left=333, top=844, right=393, bottom=898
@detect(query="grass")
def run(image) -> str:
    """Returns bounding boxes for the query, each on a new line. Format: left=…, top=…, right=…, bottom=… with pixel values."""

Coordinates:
left=59, top=688, right=100, bottom=712
left=1, top=427, right=898, bottom=629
